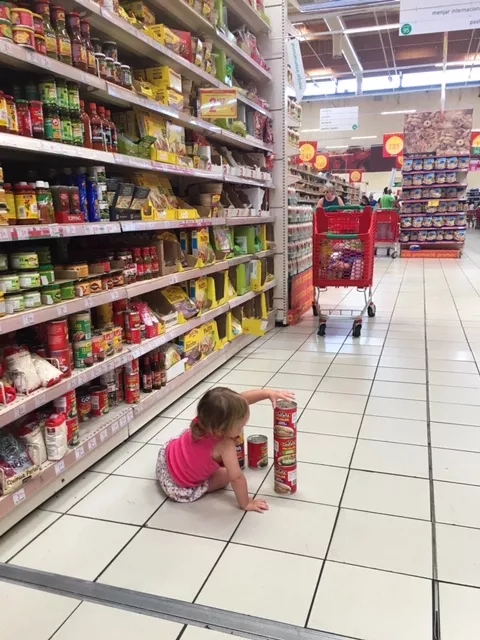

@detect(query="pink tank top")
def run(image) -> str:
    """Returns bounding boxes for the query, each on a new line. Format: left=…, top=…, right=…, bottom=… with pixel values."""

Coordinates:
left=166, top=428, right=221, bottom=487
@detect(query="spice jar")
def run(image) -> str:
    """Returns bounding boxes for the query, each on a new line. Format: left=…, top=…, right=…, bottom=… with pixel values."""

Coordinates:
left=67, top=82, right=80, bottom=111
left=29, top=100, right=44, bottom=138
left=104, top=56, right=114, bottom=82
left=44, top=105, right=61, bottom=142
left=4, top=94, right=18, bottom=134
left=56, top=78, right=68, bottom=110
left=39, top=76, right=57, bottom=106
left=33, top=0, right=57, bottom=59
left=94, top=52, right=107, bottom=79
left=67, top=11, right=86, bottom=70
left=60, top=108, right=72, bottom=144
left=34, top=33, right=46, bottom=55
left=14, top=182, right=39, bottom=224
left=113, top=61, right=121, bottom=84
left=4, top=183, right=16, bottom=224
left=80, top=19, right=96, bottom=74
left=120, top=64, right=132, bottom=88
left=0, top=91, right=8, bottom=132
left=16, top=99, right=32, bottom=137
left=51, top=4, right=72, bottom=65
left=71, top=110, right=82, bottom=146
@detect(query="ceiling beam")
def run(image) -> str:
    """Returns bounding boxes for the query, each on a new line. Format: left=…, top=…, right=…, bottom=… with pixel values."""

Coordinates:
left=323, top=15, right=364, bottom=76
left=289, top=0, right=399, bottom=23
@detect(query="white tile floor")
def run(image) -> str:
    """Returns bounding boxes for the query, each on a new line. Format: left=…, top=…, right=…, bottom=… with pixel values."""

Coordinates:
left=6, top=238, right=480, bottom=638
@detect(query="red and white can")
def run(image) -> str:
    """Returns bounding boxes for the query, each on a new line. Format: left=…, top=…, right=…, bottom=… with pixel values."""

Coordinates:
left=247, top=434, right=268, bottom=468
left=234, top=431, right=245, bottom=469
left=90, top=385, right=109, bottom=416
left=115, top=367, right=124, bottom=403
left=47, top=319, right=69, bottom=351
left=273, top=400, right=297, bottom=495
left=49, top=348, right=72, bottom=377
left=53, top=390, right=77, bottom=419
left=66, top=416, right=79, bottom=447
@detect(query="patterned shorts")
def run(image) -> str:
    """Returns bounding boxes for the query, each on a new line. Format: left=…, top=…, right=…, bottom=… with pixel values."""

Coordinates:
left=156, top=445, right=209, bottom=503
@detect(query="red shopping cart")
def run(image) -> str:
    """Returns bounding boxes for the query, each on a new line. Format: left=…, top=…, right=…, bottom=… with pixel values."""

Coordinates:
left=313, top=205, right=376, bottom=337
left=374, top=208, right=399, bottom=258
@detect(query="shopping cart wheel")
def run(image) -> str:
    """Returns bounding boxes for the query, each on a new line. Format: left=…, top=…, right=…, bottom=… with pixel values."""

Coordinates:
left=317, top=322, right=326, bottom=336
left=391, top=250, right=397, bottom=259
left=312, top=304, right=318, bottom=317
left=352, top=322, right=362, bottom=338
left=367, top=303, right=376, bottom=317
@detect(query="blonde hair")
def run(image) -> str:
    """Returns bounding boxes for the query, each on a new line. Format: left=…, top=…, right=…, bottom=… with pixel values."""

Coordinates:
left=191, top=387, right=249, bottom=438
left=325, top=182, right=335, bottom=193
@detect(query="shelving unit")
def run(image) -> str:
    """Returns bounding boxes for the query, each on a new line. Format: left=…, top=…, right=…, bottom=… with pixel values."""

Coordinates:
left=400, top=154, right=469, bottom=257
left=0, top=0, right=280, bottom=531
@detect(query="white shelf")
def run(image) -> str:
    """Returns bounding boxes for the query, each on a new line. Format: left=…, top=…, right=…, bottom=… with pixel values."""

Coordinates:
left=287, top=144, right=299, bottom=157
left=223, top=0, right=271, bottom=34
left=0, top=133, right=273, bottom=188
left=286, top=114, right=301, bottom=128
left=0, top=281, right=275, bottom=425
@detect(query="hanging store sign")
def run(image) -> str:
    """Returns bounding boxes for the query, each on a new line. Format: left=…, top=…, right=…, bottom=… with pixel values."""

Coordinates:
left=287, top=38, right=307, bottom=100
left=383, top=133, right=404, bottom=157
left=199, top=89, right=237, bottom=119
left=472, top=131, right=480, bottom=155
left=297, top=141, right=317, bottom=164
left=400, top=0, right=480, bottom=36
left=349, top=170, right=363, bottom=183
left=314, top=153, right=330, bottom=171
left=319, top=106, right=359, bottom=132
left=396, top=155, right=404, bottom=170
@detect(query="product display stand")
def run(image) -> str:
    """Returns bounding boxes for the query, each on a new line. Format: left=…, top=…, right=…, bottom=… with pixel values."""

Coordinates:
left=400, top=154, right=469, bottom=258
left=0, top=0, right=281, bottom=533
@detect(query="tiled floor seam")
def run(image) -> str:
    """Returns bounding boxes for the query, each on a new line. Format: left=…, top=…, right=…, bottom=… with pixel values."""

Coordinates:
left=304, top=257, right=408, bottom=629
left=0, top=564, right=357, bottom=640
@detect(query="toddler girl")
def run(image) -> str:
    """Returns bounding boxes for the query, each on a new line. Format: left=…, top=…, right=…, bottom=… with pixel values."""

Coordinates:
left=156, top=386, right=295, bottom=513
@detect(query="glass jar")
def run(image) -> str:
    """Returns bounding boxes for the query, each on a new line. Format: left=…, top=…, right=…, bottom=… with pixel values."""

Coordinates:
left=70, top=110, right=82, bottom=146
left=39, top=76, right=57, bottom=106
left=60, top=108, right=72, bottom=144
left=43, top=104, right=62, bottom=142
left=104, top=56, right=114, bottom=82
left=0, top=91, right=9, bottom=132
left=39, top=264, right=55, bottom=284
left=16, top=99, right=32, bottom=137
left=41, top=283, right=61, bottom=304
left=67, top=11, right=86, bottom=70
left=14, top=183, right=39, bottom=224
left=24, top=290, right=41, bottom=308
left=33, top=0, right=57, bottom=59
left=4, top=94, right=18, bottom=134
left=4, top=183, right=16, bottom=224
left=95, top=52, right=107, bottom=79
left=56, top=78, right=68, bottom=110
left=29, top=100, right=44, bottom=139
left=120, top=64, right=132, bottom=89
left=80, top=19, right=96, bottom=75
left=67, top=81, right=80, bottom=111
left=51, top=4, right=72, bottom=65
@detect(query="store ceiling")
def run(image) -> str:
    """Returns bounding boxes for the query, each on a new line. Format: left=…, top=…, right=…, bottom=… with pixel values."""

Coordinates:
left=290, top=0, right=479, bottom=81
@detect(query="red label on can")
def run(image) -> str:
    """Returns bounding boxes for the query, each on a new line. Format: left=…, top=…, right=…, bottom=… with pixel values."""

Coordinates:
left=234, top=431, right=245, bottom=469
left=90, top=385, right=109, bottom=416
left=66, top=416, right=79, bottom=447
left=247, top=435, right=268, bottom=468
left=274, top=400, right=297, bottom=495
left=49, top=348, right=72, bottom=377
left=125, top=385, right=140, bottom=404
left=115, top=367, right=124, bottom=403
left=273, top=400, right=297, bottom=438
left=274, top=464, right=297, bottom=495
left=53, top=390, right=77, bottom=419
left=47, top=319, right=69, bottom=350
left=77, top=390, right=91, bottom=422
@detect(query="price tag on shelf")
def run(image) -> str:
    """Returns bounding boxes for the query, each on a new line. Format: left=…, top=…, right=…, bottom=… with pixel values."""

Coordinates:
left=76, top=372, right=87, bottom=387
left=119, top=415, right=127, bottom=428
left=99, top=429, right=108, bottom=442
left=75, top=445, right=85, bottom=461
left=55, top=459, right=65, bottom=475
left=84, top=297, right=94, bottom=309
left=13, top=404, right=27, bottom=419
left=0, top=228, right=11, bottom=240
left=22, top=313, right=35, bottom=327
left=12, top=488, right=26, bottom=506
left=15, top=227, right=31, bottom=239
left=56, top=304, right=68, bottom=317
left=88, top=437, right=97, bottom=451
left=110, top=289, right=120, bottom=301
left=111, top=420, right=120, bottom=434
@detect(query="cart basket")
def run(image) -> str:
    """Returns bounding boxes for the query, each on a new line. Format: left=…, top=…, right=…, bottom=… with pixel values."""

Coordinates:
left=375, top=208, right=399, bottom=243
left=313, top=205, right=376, bottom=288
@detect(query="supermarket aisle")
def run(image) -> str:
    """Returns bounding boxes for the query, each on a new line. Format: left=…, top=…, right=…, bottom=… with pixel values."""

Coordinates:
left=4, top=238, right=480, bottom=639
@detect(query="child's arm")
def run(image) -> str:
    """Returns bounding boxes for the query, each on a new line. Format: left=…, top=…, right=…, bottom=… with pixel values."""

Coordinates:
left=218, top=439, right=268, bottom=513
left=241, top=388, right=295, bottom=407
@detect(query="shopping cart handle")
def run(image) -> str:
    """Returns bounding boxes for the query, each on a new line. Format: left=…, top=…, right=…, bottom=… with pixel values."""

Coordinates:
left=324, top=206, right=363, bottom=211
left=325, top=233, right=360, bottom=239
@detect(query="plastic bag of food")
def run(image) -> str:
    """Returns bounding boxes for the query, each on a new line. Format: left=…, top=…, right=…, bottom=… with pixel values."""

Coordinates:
left=31, top=353, right=62, bottom=388
left=0, top=432, right=33, bottom=483
left=4, top=348, right=42, bottom=394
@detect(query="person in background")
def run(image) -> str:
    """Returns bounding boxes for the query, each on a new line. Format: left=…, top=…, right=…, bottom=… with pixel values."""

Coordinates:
left=361, top=195, right=370, bottom=207
left=378, top=187, right=395, bottom=209
left=318, top=183, right=344, bottom=208
left=368, top=192, right=377, bottom=207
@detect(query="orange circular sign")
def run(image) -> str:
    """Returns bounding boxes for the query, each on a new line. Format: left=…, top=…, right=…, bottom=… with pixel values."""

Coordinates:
left=350, top=170, right=362, bottom=183
left=314, top=154, right=328, bottom=170
left=472, top=134, right=480, bottom=148
left=397, top=155, right=404, bottom=168
left=299, top=143, right=316, bottom=163
left=384, top=134, right=404, bottom=156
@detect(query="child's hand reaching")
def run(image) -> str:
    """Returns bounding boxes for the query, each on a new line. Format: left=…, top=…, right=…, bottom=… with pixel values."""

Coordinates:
left=267, top=388, right=296, bottom=407
left=245, top=498, right=269, bottom=513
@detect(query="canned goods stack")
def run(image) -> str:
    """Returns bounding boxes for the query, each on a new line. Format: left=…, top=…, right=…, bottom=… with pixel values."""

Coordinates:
left=234, top=431, right=245, bottom=469
left=124, top=358, right=140, bottom=404
left=53, top=389, right=79, bottom=447
left=273, top=400, right=297, bottom=495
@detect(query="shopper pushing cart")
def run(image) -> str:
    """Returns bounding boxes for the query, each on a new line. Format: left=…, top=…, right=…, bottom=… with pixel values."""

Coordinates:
left=313, top=205, right=376, bottom=337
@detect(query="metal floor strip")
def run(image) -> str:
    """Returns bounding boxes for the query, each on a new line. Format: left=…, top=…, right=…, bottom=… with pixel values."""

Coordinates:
left=0, top=563, right=356, bottom=640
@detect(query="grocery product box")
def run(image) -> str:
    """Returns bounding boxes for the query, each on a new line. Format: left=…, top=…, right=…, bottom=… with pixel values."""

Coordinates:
left=151, top=149, right=178, bottom=165
left=145, top=66, right=182, bottom=92
left=227, top=308, right=243, bottom=340
left=123, top=0, right=156, bottom=24
left=142, top=290, right=178, bottom=329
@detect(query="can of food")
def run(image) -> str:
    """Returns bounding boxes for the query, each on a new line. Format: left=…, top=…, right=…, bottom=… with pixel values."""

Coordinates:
left=273, top=399, right=297, bottom=438
left=96, top=302, right=113, bottom=325
left=124, top=309, right=141, bottom=344
left=53, top=389, right=77, bottom=419
left=100, top=372, right=117, bottom=409
left=65, top=262, right=89, bottom=277
left=92, top=330, right=105, bottom=362
left=70, top=311, right=92, bottom=341
left=113, top=325, right=123, bottom=352
left=247, top=435, right=268, bottom=468
left=74, top=281, right=90, bottom=297
left=11, top=251, right=38, bottom=270
left=12, top=25, right=35, bottom=49
left=77, top=387, right=91, bottom=422
left=88, top=278, right=102, bottom=294
left=125, top=358, right=139, bottom=374
left=47, top=319, right=69, bottom=350
left=90, top=385, right=109, bottom=416
left=11, top=6, right=33, bottom=28
left=125, top=382, right=140, bottom=404
left=34, top=33, right=46, bottom=55
left=0, top=273, right=20, bottom=292
left=73, top=339, right=93, bottom=368
left=103, top=327, right=114, bottom=357
left=115, top=367, right=124, bottom=402
left=24, top=291, right=41, bottom=308
left=234, top=431, right=245, bottom=469
left=66, top=416, right=79, bottom=447
left=0, top=3, right=11, bottom=21
left=5, top=292, right=24, bottom=314
left=60, top=281, right=75, bottom=300
left=49, top=348, right=72, bottom=377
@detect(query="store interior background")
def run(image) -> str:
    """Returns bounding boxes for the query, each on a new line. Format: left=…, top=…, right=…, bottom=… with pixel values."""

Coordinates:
left=301, top=87, right=480, bottom=196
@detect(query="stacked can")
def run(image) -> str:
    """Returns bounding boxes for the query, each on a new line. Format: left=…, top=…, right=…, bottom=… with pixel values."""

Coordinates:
left=273, top=400, right=297, bottom=495
left=76, top=386, right=91, bottom=422
left=89, top=384, right=109, bottom=416
left=69, top=310, right=94, bottom=368
left=100, top=369, right=117, bottom=409
left=234, top=431, right=245, bottom=469
left=115, top=366, right=124, bottom=402
left=124, top=358, right=140, bottom=404
left=53, top=389, right=79, bottom=446
left=46, top=319, right=72, bottom=377
left=124, top=309, right=141, bottom=344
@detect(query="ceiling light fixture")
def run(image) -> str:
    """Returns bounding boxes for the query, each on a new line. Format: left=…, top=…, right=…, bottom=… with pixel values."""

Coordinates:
left=380, top=109, right=417, bottom=115
left=344, top=23, right=400, bottom=35
left=434, top=60, right=480, bottom=67
left=325, top=145, right=349, bottom=149
left=351, top=135, right=377, bottom=139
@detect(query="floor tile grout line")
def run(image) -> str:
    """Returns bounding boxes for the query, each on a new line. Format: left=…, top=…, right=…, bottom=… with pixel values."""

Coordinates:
left=303, top=256, right=408, bottom=629
left=46, top=599, right=84, bottom=640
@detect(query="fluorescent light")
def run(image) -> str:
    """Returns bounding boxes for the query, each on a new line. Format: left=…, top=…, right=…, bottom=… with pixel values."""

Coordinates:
left=325, top=145, right=348, bottom=149
left=344, top=23, right=399, bottom=35
left=351, top=135, right=377, bottom=140
left=300, top=128, right=321, bottom=132
left=434, top=60, right=480, bottom=67
left=381, top=109, right=417, bottom=115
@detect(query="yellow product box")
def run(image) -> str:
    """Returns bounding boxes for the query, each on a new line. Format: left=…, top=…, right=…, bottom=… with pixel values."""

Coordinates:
left=227, top=308, right=243, bottom=340
left=210, top=271, right=228, bottom=307
left=243, top=294, right=269, bottom=336
left=156, top=87, right=183, bottom=110
left=178, top=326, right=203, bottom=369
left=145, top=66, right=182, bottom=92
left=146, top=24, right=179, bottom=48
left=161, top=284, right=198, bottom=323
left=176, top=206, right=199, bottom=220
left=167, top=122, right=186, bottom=156
left=124, top=0, right=156, bottom=25
left=189, top=276, right=210, bottom=313
left=201, top=319, right=220, bottom=355
left=192, top=227, right=215, bottom=263
left=152, top=149, right=178, bottom=165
